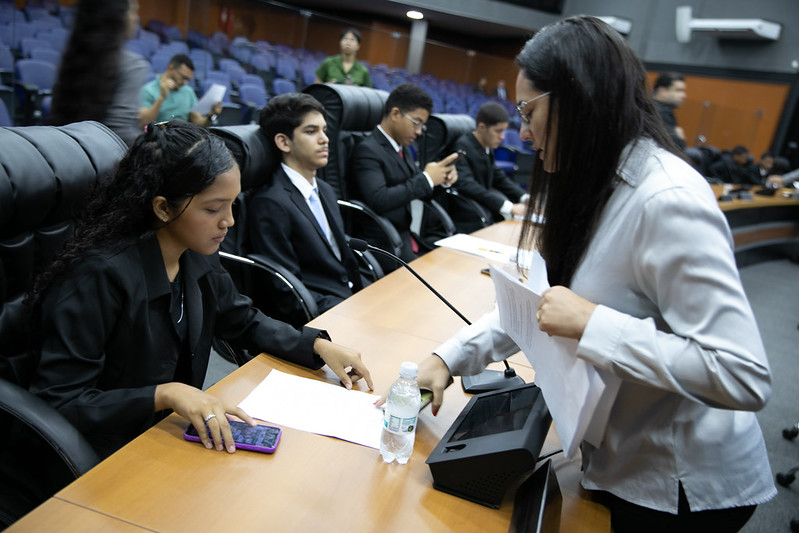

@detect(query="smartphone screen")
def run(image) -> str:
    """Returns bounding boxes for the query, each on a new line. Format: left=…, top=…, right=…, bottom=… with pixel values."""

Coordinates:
left=184, top=420, right=281, bottom=453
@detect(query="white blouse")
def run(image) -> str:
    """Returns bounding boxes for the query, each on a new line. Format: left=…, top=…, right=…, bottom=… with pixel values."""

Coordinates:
left=434, top=139, right=776, bottom=513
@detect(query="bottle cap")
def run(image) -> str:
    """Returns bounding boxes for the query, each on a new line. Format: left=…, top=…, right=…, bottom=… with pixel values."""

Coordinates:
left=399, top=361, right=418, bottom=379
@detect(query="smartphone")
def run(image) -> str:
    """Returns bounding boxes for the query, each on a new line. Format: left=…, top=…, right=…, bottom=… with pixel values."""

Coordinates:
left=453, top=149, right=467, bottom=162
left=184, top=420, right=282, bottom=453
left=420, top=389, right=433, bottom=410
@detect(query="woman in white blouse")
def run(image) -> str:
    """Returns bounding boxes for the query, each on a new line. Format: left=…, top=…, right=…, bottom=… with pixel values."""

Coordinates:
left=415, top=16, right=775, bottom=532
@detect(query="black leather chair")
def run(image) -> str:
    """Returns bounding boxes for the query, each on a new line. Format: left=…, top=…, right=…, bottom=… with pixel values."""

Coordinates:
left=419, top=113, right=493, bottom=236
left=0, top=121, right=127, bottom=526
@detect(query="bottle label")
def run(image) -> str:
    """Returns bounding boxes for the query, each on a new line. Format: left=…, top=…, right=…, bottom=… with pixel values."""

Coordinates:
left=384, top=414, right=417, bottom=434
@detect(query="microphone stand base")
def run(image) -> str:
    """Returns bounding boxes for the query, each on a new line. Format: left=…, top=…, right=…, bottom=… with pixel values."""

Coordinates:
left=461, top=370, right=525, bottom=394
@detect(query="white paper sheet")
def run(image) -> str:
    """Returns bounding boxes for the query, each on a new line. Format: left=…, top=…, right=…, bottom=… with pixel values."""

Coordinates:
left=434, top=233, right=518, bottom=263
left=190, top=83, right=226, bottom=115
left=238, top=370, right=384, bottom=449
left=489, top=254, right=621, bottom=458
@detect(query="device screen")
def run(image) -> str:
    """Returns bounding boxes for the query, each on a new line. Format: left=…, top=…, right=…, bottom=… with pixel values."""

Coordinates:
left=448, top=386, right=537, bottom=442
left=184, top=420, right=281, bottom=453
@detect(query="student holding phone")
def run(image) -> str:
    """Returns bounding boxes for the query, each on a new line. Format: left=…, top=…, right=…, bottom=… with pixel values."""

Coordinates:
left=27, top=121, right=372, bottom=459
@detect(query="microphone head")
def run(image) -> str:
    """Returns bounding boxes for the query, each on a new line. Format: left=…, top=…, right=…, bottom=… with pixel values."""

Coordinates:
left=348, top=238, right=369, bottom=252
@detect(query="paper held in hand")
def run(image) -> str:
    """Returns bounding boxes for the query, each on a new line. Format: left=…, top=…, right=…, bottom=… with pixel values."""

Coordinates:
left=489, top=252, right=621, bottom=459
left=191, top=83, right=226, bottom=116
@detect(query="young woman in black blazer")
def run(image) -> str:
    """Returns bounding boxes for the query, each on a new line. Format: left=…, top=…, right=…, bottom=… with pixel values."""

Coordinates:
left=27, top=121, right=372, bottom=458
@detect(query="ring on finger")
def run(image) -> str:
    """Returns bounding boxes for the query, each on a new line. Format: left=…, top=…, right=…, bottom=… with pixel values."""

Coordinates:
left=204, top=413, right=216, bottom=422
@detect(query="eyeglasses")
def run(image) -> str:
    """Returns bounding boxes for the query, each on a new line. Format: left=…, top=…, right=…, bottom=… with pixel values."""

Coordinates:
left=402, top=112, right=427, bottom=133
left=515, top=92, right=551, bottom=125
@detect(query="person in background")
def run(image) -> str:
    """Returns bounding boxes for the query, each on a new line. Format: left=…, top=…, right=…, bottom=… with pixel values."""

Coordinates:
left=314, top=28, right=372, bottom=87
left=447, top=101, right=527, bottom=233
left=249, top=93, right=365, bottom=325
left=493, top=79, right=508, bottom=100
left=709, top=145, right=760, bottom=184
left=474, top=76, right=488, bottom=95
left=351, top=83, right=459, bottom=268
left=49, top=0, right=147, bottom=146
left=756, top=152, right=775, bottom=181
left=139, top=54, right=222, bottom=127
left=27, top=121, right=372, bottom=461
left=410, top=16, right=774, bottom=532
left=652, top=71, right=687, bottom=150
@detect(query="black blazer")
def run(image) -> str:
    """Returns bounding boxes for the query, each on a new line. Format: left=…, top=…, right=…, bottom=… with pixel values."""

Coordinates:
left=452, top=132, right=524, bottom=217
left=248, top=167, right=362, bottom=315
left=30, top=235, right=325, bottom=456
left=352, top=127, right=433, bottom=255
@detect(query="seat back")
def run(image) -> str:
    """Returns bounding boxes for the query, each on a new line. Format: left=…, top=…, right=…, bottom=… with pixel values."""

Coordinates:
left=419, top=113, right=476, bottom=166
left=0, top=122, right=125, bottom=526
left=16, top=58, right=56, bottom=91
left=302, top=83, right=388, bottom=200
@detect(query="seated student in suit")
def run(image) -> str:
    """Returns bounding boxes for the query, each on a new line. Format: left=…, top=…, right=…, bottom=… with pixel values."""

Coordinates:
left=448, top=101, right=528, bottom=233
left=27, top=121, right=372, bottom=460
left=709, top=145, right=760, bottom=185
left=248, top=93, right=365, bottom=323
left=352, top=83, right=459, bottom=266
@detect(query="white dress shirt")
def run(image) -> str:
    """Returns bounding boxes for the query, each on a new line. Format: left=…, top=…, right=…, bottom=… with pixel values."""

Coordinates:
left=434, top=138, right=776, bottom=514
left=282, top=163, right=342, bottom=261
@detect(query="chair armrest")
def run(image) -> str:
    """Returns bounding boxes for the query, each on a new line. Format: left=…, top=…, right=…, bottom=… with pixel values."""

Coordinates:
left=350, top=247, right=384, bottom=282
left=444, top=189, right=492, bottom=228
left=337, top=199, right=403, bottom=257
left=0, top=378, right=98, bottom=478
left=219, top=251, right=319, bottom=322
left=422, top=198, right=456, bottom=236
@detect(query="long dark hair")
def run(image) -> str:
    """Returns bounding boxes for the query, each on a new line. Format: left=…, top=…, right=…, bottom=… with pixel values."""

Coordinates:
left=516, top=16, right=680, bottom=287
left=27, top=122, right=236, bottom=313
left=49, top=0, right=130, bottom=125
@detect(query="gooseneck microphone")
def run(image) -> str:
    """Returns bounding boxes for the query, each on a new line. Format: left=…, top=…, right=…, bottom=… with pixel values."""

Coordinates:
left=348, top=238, right=524, bottom=393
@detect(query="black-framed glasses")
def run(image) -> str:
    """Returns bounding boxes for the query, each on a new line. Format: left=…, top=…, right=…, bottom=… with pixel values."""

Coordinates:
left=515, top=92, right=551, bottom=125
left=402, top=112, right=427, bottom=133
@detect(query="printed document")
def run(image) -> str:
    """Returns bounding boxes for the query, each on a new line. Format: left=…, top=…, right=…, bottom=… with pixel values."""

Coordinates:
left=238, top=370, right=383, bottom=448
left=489, top=253, right=621, bottom=458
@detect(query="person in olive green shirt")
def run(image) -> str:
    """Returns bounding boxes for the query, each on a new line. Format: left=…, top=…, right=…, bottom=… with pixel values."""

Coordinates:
left=315, top=28, right=372, bottom=87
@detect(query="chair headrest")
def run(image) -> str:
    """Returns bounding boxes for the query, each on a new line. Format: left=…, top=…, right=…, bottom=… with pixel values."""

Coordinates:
left=303, top=83, right=388, bottom=131
left=0, top=121, right=127, bottom=237
left=419, top=113, right=476, bottom=165
left=210, top=124, right=274, bottom=191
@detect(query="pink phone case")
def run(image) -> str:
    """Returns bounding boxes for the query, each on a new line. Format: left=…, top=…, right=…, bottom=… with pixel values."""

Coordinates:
left=183, top=420, right=281, bottom=453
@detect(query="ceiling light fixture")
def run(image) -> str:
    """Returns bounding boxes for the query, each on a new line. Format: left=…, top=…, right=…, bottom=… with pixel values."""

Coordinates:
left=406, top=10, right=424, bottom=20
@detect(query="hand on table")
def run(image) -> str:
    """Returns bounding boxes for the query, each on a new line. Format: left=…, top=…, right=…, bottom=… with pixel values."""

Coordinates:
left=154, top=382, right=255, bottom=453
left=313, top=338, right=374, bottom=391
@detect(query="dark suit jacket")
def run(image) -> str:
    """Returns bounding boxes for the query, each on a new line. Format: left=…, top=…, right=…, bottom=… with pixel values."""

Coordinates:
left=709, top=155, right=761, bottom=185
left=352, top=127, right=433, bottom=261
left=452, top=132, right=524, bottom=217
left=30, top=235, right=325, bottom=457
left=248, top=168, right=362, bottom=316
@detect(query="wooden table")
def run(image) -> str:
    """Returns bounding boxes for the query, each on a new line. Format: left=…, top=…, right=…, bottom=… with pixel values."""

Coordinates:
left=712, top=184, right=799, bottom=265
left=10, top=221, right=609, bottom=532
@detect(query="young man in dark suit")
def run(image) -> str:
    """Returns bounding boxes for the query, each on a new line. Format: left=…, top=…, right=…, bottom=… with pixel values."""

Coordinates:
left=448, top=101, right=528, bottom=233
left=248, top=93, right=363, bottom=324
left=351, top=83, right=459, bottom=266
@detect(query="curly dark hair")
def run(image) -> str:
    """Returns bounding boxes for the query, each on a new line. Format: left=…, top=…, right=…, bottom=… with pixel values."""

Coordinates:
left=27, top=121, right=237, bottom=315
left=515, top=16, right=679, bottom=287
left=49, top=0, right=131, bottom=126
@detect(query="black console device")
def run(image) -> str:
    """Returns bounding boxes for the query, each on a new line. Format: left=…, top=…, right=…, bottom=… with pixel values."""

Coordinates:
left=426, top=382, right=552, bottom=508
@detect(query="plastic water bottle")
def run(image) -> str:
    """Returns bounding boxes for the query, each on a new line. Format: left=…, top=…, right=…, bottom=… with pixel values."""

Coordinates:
left=380, top=361, right=422, bottom=464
